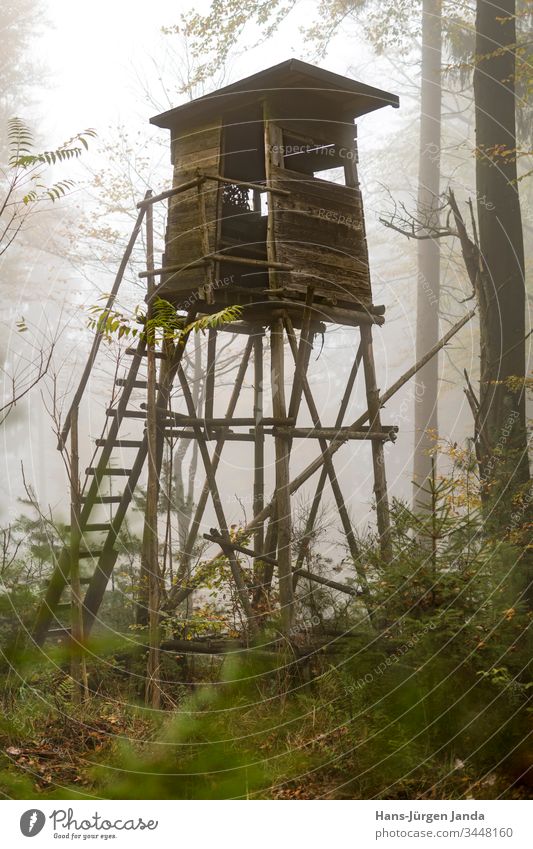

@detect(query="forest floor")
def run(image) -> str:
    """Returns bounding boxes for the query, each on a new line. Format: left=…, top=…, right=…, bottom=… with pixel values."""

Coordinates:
left=1, top=652, right=531, bottom=800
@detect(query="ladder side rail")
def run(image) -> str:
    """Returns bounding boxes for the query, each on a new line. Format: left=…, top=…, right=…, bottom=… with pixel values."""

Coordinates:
left=59, top=193, right=150, bottom=450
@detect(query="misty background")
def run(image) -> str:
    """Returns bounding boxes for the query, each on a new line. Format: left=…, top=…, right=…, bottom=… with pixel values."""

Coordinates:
left=1, top=0, right=510, bottom=552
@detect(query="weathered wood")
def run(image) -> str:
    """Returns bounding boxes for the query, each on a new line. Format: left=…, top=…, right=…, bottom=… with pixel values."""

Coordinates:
left=168, top=339, right=253, bottom=605
left=270, top=317, right=294, bottom=633
left=138, top=259, right=208, bottom=279
left=168, top=309, right=475, bottom=611
left=86, top=467, right=133, bottom=476
left=115, top=379, right=161, bottom=389
left=294, top=568, right=360, bottom=596
left=95, top=439, right=144, bottom=448
left=253, top=333, right=265, bottom=557
left=161, top=119, right=222, bottom=297
left=284, top=316, right=371, bottom=605
left=158, top=413, right=295, bottom=427
left=360, top=322, right=392, bottom=563
left=177, top=366, right=257, bottom=634
left=143, top=199, right=162, bottom=709
left=125, top=347, right=167, bottom=359
left=203, top=172, right=291, bottom=196
left=295, top=341, right=363, bottom=579
left=69, top=407, right=88, bottom=702
left=240, top=299, right=384, bottom=327
left=136, top=176, right=205, bottom=208
left=203, top=533, right=277, bottom=567
left=33, top=338, right=148, bottom=644
left=207, top=253, right=292, bottom=271
left=287, top=287, right=314, bottom=423
left=197, top=176, right=215, bottom=303
left=81, top=495, right=122, bottom=504
left=271, top=164, right=372, bottom=305
left=164, top=430, right=255, bottom=442
left=58, top=196, right=148, bottom=449
left=205, top=328, right=217, bottom=420
left=271, top=426, right=397, bottom=440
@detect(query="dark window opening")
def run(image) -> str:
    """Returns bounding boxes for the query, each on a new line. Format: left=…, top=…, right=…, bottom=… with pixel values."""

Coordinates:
left=218, top=109, right=268, bottom=282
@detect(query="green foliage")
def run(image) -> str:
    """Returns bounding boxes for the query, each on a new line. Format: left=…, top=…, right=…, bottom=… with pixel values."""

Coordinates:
left=8, top=118, right=96, bottom=170
left=1, top=118, right=96, bottom=259
left=88, top=296, right=243, bottom=346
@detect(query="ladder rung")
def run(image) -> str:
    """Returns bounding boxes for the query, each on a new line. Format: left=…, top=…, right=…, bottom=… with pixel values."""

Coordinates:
left=79, top=550, right=104, bottom=559
left=86, top=467, right=133, bottom=476
left=80, top=576, right=92, bottom=584
left=115, top=378, right=160, bottom=389
left=47, top=627, right=71, bottom=638
left=95, top=439, right=144, bottom=448
left=106, top=409, right=146, bottom=419
left=125, top=347, right=166, bottom=360
left=66, top=523, right=111, bottom=532
left=56, top=602, right=71, bottom=610
left=81, top=495, right=122, bottom=504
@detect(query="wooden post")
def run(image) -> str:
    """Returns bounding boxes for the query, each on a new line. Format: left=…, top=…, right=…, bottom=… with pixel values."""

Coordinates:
left=270, top=317, right=294, bottom=634
left=205, top=328, right=217, bottom=423
left=70, top=406, right=88, bottom=703
left=253, top=332, right=265, bottom=557
left=263, top=102, right=294, bottom=634
left=294, top=340, right=363, bottom=578
left=284, top=317, right=372, bottom=606
left=58, top=195, right=149, bottom=450
left=165, top=310, right=475, bottom=613
left=197, top=177, right=215, bottom=303
left=173, top=339, right=253, bottom=593
left=143, top=200, right=162, bottom=709
left=177, top=366, right=257, bottom=635
left=360, top=322, right=392, bottom=563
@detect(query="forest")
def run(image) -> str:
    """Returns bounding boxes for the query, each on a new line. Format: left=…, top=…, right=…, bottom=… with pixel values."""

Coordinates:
left=0, top=0, right=532, bottom=805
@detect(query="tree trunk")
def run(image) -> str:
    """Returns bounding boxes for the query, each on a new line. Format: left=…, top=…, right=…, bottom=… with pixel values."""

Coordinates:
left=474, top=0, right=529, bottom=513
left=413, top=0, right=443, bottom=511
left=143, top=202, right=161, bottom=709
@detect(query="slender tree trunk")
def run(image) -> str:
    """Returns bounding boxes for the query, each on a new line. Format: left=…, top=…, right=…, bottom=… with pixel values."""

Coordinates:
left=413, top=0, right=443, bottom=511
left=143, top=202, right=161, bottom=709
left=474, top=0, right=529, bottom=513
left=69, top=406, right=88, bottom=703
left=173, top=334, right=202, bottom=622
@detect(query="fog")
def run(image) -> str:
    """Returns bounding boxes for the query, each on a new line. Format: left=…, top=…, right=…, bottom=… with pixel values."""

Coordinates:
left=1, top=0, right=480, bottom=546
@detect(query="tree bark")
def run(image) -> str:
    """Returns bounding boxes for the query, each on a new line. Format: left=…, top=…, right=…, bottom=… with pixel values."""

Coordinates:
left=474, top=0, right=529, bottom=511
left=413, top=0, right=443, bottom=511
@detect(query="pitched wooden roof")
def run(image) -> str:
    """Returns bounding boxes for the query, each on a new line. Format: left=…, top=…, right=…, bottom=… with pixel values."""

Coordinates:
left=151, top=58, right=399, bottom=130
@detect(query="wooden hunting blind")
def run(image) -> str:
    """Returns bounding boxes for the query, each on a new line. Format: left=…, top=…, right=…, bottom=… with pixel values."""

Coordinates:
left=151, top=59, right=399, bottom=321
left=33, top=61, right=402, bottom=649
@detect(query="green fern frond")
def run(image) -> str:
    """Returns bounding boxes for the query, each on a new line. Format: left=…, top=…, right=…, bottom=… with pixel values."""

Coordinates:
left=184, top=304, right=243, bottom=335
left=8, top=120, right=97, bottom=169
left=88, top=298, right=243, bottom=346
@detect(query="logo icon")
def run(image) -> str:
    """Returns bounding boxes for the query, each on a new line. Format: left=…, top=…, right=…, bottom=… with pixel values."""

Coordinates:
left=20, top=810, right=46, bottom=837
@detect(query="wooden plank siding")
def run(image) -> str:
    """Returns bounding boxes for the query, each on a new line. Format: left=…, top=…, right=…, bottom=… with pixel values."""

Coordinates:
left=270, top=164, right=372, bottom=305
left=160, top=120, right=223, bottom=300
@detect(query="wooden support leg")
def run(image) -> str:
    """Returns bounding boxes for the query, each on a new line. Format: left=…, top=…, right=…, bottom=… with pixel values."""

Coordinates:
left=69, top=407, right=88, bottom=702
left=284, top=318, right=372, bottom=607
left=205, top=328, right=216, bottom=422
left=255, top=300, right=313, bottom=610
left=253, top=331, right=265, bottom=557
left=360, top=322, right=393, bottom=563
left=144, top=200, right=161, bottom=709
left=253, top=506, right=278, bottom=609
left=177, top=366, right=257, bottom=635
left=270, top=316, right=294, bottom=634
left=136, top=324, right=194, bottom=628
left=169, top=338, right=254, bottom=604
left=294, top=341, right=363, bottom=580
